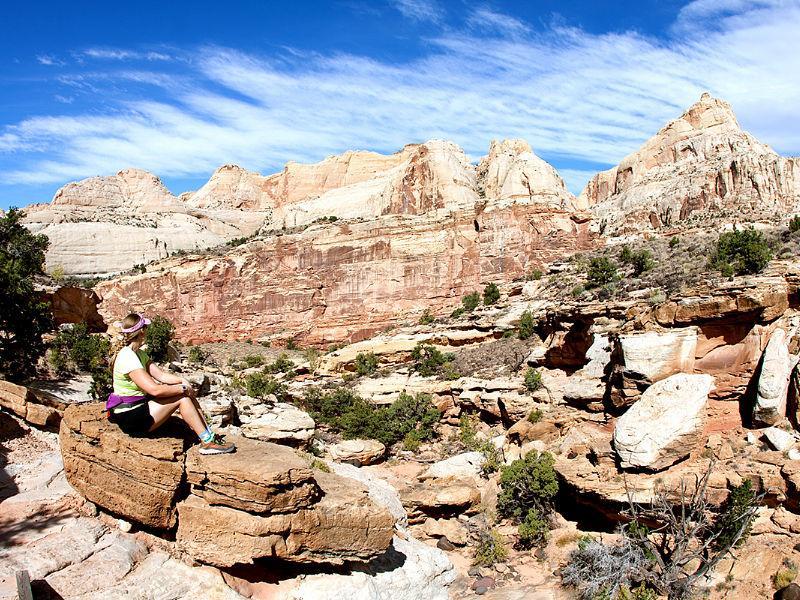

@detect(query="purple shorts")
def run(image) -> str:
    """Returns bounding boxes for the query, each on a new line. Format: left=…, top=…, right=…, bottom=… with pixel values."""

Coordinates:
left=105, top=393, right=147, bottom=411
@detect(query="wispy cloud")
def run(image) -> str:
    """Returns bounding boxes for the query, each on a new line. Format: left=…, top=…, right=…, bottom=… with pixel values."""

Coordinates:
left=2, top=0, right=800, bottom=199
left=80, top=48, right=175, bottom=61
left=392, top=0, right=444, bottom=23
left=36, top=54, right=63, bottom=66
left=467, top=7, right=530, bottom=37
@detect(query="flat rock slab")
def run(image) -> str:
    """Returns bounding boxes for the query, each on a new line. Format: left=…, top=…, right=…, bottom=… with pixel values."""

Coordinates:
left=176, top=471, right=395, bottom=567
left=60, top=403, right=191, bottom=529
left=186, top=436, right=320, bottom=513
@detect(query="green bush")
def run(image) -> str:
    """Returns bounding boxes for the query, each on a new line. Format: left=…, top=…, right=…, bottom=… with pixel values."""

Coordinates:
left=528, top=407, right=543, bottom=423
left=88, top=357, right=112, bottom=400
left=483, top=282, right=500, bottom=305
left=518, top=310, right=535, bottom=340
left=411, top=343, right=455, bottom=377
left=47, top=347, right=68, bottom=375
left=497, top=450, right=559, bottom=521
left=524, top=368, right=543, bottom=392
left=0, top=208, right=52, bottom=380
left=620, top=247, right=655, bottom=276
left=303, top=388, right=439, bottom=447
left=418, top=309, right=435, bottom=325
left=145, top=316, right=174, bottom=363
left=264, top=352, right=295, bottom=375
left=188, top=346, right=206, bottom=364
left=245, top=372, right=287, bottom=400
left=527, top=269, right=543, bottom=280
left=355, top=352, right=378, bottom=376
left=462, top=292, right=480, bottom=312
left=474, top=529, right=508, bottom=566
left=586, top=257, right=617, bottom=288
left=712, top=479, right=756, bottom=551
left=711, top=228, right=772, bottom=275
left=790, top=216, right=800, bottom=233
left=517, top=508, right=549, bottom=549
left=669, top=236, right=680, bottom=249
left=241, top=353, right=265, bottom=368
left=50, top=323, right=110, bottom=373
left=459, top=413, right=478, bottom=448
left=773, top=559, right=798, bottom=590
left=450, top=306, right=465, bottom=319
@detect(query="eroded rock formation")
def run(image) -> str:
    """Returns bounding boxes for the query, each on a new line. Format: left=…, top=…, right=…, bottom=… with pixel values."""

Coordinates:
left=584, top=93, right=800, bottom=233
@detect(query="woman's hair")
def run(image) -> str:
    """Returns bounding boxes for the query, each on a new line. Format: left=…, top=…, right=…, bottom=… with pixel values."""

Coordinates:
left=109, top=313, right=148, bottom=372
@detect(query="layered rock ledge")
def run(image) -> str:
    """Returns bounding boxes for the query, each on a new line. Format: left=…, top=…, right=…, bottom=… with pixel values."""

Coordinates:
left=59, top=403, right=395, bottom=567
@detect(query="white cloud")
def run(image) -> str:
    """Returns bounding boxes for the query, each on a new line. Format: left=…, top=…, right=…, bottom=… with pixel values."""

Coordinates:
left=36, top=54, right=63, bottom=66
left=467, top=7, right=530, bottom=37
left=81, top=48, right=175, bottom=61
left=392, top=0, right=443, bottom=23
left=3, top=1, right=800, bottom=198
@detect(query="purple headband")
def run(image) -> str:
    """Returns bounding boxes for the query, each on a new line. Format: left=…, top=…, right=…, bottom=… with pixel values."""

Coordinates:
left=114, top=314, right=151, bottom=334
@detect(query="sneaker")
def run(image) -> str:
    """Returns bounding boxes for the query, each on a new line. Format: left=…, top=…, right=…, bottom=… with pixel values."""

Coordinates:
left=199, top=434, right=236, bottom=455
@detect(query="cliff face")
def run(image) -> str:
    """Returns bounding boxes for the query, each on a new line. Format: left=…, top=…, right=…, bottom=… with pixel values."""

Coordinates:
left=582, top=94, right=800, bottom=233
left=96, top=204, right=593, bottom=345
left=22, top=169, right=268, bottom=276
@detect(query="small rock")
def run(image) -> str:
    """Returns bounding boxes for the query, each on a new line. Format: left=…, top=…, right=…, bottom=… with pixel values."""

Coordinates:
left=535, top=547, right=546, bottom=560
left=468, top=566, right=483, bottom=577
left=789, top=448, right=800, bottom=461
left=472, top=576, right=495, bottom=591
left=779, top=583, right=800, bottom=600
left=436, top=537, right=456, bottom=551
left=475, top=587, right=488, bottom=595
left=329, top=439, right=386, bottom=466
left=117, top=518, right=132, bottom=533
left=793, top=542, right=800, bottom=552
left=746, top=431, right=760, bottom=445
left=764, top=427, right=797, bottom=452
left=495, top=563, right=507, bottom=573
left=83, top=501, right=98, bottom=517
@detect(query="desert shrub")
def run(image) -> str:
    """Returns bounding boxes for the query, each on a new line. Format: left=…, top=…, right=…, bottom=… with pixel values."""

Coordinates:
left=0, top=208, right=52, bottom=380
left=712, top=479, right=756, bottom=551
left=309, top=458, right=331, bottom=473
left=483, top=282, right=500, bottom=305
left=286, top=339, right=298, bottom=350
left=620, top=247, right=655, bottom=276
left=145, top=316, right=174, bottom=363
left=518, top=310, right=535, bottom=340
left=773, top=559, right=798, bottom=590
left=47, top=347, right=68, bottom=375
left=710, top=228, right=772, bottom=275
left=303, top=388, right=439, bottom=447
left=462, top=292, right=480, bottom=312
left=303, top=347, right=321, bottom=370
left=187, top=346, right=206, bottom=364
left=571, top=284, right=585, bottom=298
left=459, top=413, right=478, bottom=448
left=49, top=264, right=65, bottom=283
left=586, top=257, right=617, bottom=287
left=478, top=440, right=502, bottom=475
left=241, top=353, right=265, bottom=368
left=563, top=464, right=761, bottom=600
left=517, top=508, right=549, bottom=549
left=264, top=352, right=295, bottom=375
left=441, top=361, right=460, bottom=380
left=411, top=343, right=455, bottom=377
left=669, top=236, right=680, bottom=248
left=226, top=236, right=249, bottom=247
left=497, top=451, right=558, bottom=521
left=88, top=359, right=112, bottom=400
left=245, top=372, right=287, bottom=400
left=473, top=529, right=508, bottom=566
left=790, top=216, right=800, bottom=233
left=355, top=351, right=378, bottom=376
left=450, top=306, right=465, bottom=319
left=527, top=269, right=543, bottom=280
left=528, top=407, right=543, bottom=423
left=50, top=323, right=109, bottom=372
left=418, top=309, right=435, bottom=325
left=524, top=368, right=543, bottom=392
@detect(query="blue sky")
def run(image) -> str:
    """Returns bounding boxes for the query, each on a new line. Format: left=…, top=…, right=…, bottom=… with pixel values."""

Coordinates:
left=1, top=0, right=799, bottom=209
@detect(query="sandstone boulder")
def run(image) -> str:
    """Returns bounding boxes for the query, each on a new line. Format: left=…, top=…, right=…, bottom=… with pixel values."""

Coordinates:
left=176, top=470, right=395, bottom=567
left=420, top=452, right=485, bottom=480
left=237, top=399, right=315, bottom=446
left=329, top=439, right=386, bottom=466
left=754, top=328, right=794, bottom=425
left=617, top=328, right=697, bottom=382
left=185, top=437, right=321, bottom=513
left=613, top=374, right=715, bottom=471
left=59, top=403, right=190, bottom=529
left=399, top=477, right=481, bottom=524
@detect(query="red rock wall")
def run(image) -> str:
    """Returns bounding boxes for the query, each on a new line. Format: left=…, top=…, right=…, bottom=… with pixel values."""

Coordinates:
left=96, top=206, right=595, bottom=345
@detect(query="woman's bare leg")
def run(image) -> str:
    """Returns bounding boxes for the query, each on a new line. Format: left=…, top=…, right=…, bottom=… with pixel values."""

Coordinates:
left=148, top=396, right=208, bottom=435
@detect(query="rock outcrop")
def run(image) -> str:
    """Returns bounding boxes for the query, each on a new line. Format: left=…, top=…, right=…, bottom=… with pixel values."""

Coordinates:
left=613, top=373, right=715, bottom=471
left=583, top=93, right=800, bottom=233
left=59, top=404, right=395, bottom=566
left=22, top=168, right=268, bottom=276
left=754, top=328, right=795, bottom=425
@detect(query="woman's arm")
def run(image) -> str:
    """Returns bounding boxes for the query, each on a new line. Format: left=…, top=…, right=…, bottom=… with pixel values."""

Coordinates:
left=129, top=368, right=186, bottom=398
left=148, top=362, right=184, bottom=385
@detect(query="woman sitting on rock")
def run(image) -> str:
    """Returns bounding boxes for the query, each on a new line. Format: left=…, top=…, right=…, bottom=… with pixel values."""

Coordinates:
left=106, top=312, right=235, bottom=455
